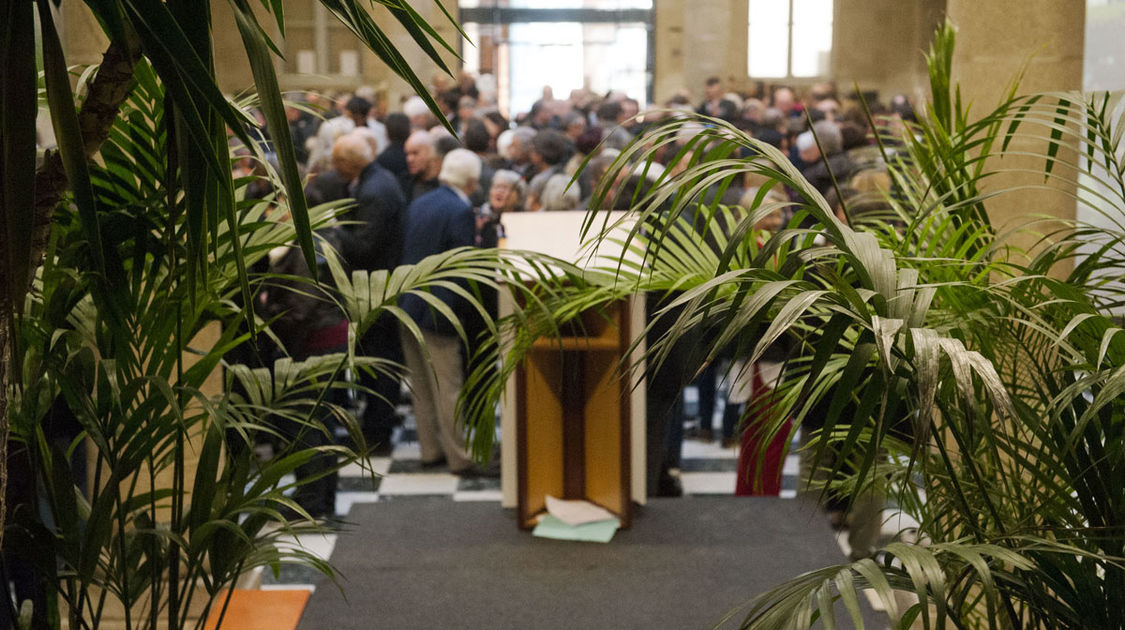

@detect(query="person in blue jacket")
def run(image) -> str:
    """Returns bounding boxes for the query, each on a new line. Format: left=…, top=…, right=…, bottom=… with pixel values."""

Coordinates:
left=398, top=149, right=494, bottom=477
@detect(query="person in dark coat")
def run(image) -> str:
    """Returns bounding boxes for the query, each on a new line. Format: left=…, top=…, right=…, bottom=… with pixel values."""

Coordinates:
left=304, top=168, right=349, bottom=208
left=398, top=149, right=492, bottom=476
left=697, top=76, right=739, bottom=122
left=376, top=112, right=411, bottom=180
left=798, top=120, right=856, bottom=198
left=262, top=230, right=351, bottom=518
left=399, top=129, right=442, bottom=204
left=330, top=133, right=409, bottom=454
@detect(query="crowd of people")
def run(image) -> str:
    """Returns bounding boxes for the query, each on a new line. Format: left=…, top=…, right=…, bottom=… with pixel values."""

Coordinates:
left=248, top=70, right=914, bottom=558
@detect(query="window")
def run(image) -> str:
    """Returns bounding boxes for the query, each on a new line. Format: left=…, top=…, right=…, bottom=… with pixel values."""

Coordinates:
left=747, top=0, right=832, bottom=79
left=460, top=0, right=653, bottom=117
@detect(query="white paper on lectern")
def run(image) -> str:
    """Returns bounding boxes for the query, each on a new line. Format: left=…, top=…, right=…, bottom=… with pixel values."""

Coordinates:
left=545, top=496, right=617, bottom=527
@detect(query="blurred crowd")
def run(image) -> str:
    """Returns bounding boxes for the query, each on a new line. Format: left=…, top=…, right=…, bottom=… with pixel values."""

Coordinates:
left=240, top=70, right=917, bottom=540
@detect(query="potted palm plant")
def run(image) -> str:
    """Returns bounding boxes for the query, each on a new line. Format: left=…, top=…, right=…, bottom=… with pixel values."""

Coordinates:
left=0, top=2, right=482, bottom=628
left=458, top=21, right=1124, bottom=630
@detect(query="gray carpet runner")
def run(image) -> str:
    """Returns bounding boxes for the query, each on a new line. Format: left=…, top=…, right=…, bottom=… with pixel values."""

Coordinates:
left=297, top=496, right=885, bottom=629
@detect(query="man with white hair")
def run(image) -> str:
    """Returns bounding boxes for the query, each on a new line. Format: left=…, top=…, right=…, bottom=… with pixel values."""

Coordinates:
left=398, top=149, right=493, bottom=476
left=798, top=120, right=854, bottom=196
left=308, top=96, right=386, bottom=173
left=402, top=95, right=435, bottom=130
left=329, top=133, right=408, bottom=454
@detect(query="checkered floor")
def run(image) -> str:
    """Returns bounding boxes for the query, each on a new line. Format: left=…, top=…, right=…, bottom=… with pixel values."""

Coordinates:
left=329, top=422, right=801, bottom=518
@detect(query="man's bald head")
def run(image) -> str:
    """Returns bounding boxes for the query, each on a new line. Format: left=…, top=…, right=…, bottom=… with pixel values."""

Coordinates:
left=331, top=133, right=374, bottom=181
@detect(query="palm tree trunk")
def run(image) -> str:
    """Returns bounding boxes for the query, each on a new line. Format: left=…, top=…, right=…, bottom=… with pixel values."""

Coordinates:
left=0, top=304, right=9, bottom=553
left=32, top=39, right=141, bottom=248
left=0, top=39, right=140, bottom=553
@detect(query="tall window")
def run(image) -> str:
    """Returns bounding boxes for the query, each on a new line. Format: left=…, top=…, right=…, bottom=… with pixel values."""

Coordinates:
left=747, top=0, right=833, bottom=78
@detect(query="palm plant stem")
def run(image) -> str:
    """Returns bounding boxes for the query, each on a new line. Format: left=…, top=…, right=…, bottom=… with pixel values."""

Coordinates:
left=148, top=443, right=161, bottom=630
left=31, top=39, right=141, bottom=267
left=170, top=302, right=186, bottom=630
left=207, top=558, right=244, bottom=630
left=0, top=36, right=142, bottom=558
left=0, top=319, right=7, bottom=553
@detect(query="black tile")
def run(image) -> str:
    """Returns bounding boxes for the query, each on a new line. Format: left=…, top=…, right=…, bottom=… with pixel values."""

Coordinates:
left=260, top=563, right=329, bottom=586
left=398, top=428, right=418, bottom=442
left=680, top=458, right=738, bottom=473
left=338, top=476, right=382, bottom=493
left=376, top=494, right=457, bottom=501
left=456, top=476, right=501, bottom=492
left=389, top=459, right=448, bottom=474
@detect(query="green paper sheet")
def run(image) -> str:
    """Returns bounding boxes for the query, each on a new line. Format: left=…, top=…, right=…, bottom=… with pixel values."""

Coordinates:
left=532, top=514, right=620, bottom=543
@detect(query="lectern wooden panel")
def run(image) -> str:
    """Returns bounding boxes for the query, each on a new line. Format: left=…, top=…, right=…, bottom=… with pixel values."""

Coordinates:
left=499, top=211, right=645, bottom=528
left=515, top=302, right=632, bottom=529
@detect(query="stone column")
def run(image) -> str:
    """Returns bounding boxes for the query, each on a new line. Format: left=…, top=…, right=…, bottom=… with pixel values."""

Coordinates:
left=653, top=0, right=747, bottom=104
left=831, top=0, right=945, bottom=102
left=357, top=0, right=462, bottom=109
left=652, top=0, right=685, bottom=104
left=945, top=0, right=1085, bottom=255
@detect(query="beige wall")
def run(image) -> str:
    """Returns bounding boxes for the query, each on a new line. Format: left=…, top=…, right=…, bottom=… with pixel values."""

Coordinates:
left=61, top=0, right=949, bottom=109
left=946, top=0, right=1086, bottom=256
left=59, top=1, right=109, bottom=68
left=212, top=1, right=461, bottom=103
left=654, top=0, right=748, bottom=104
left=832, top=0, right=946, bottom=102
left=59, top=1, right=1087, bottom=131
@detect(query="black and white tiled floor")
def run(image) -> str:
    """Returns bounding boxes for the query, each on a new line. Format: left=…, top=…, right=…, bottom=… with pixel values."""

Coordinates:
left=329, top=422, right=801, bottom=517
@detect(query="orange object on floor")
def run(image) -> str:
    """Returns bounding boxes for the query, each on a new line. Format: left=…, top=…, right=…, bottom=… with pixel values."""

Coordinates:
left=203, top=589, right=310, bottom=630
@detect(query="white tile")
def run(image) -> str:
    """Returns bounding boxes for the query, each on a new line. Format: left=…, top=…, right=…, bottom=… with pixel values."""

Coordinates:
left=338, top=456, right=392, bottom=479
left=378, top=473, right=460, bottom=495
left=279, top=474, right=297, bottom=496
left=779, top=489, right=797, bottom=499
left=453, top=490, right=503, bottom=502
left=882, top=509, right=920, bottom=538
left=276, top=532, right=338, bottom=561
left=336, top=491, right=379, bottom=516
left=680, top=472, right=736, bottom=495
left=782, top=455, right=800, bottom=477
left=391, top=442, right=422, bottom=460
left=681, top=440, right=739, bottom=460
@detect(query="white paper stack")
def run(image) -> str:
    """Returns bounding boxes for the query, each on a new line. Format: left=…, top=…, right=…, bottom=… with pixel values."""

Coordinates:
left=532, top=496, right=621, bottom=543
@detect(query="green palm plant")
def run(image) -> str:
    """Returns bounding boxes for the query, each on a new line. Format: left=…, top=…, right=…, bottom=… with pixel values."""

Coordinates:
left=0, top=0, right=462, bottom=558
left=7, top=55, right=611, bottom=629
left=458, top=22, right=1125, bottom=630
left=7, top=62, right=366, bottom=629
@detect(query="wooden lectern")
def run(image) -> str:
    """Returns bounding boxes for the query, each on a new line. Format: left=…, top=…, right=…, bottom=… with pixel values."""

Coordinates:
left=499, top=212, right=646, bottom=529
